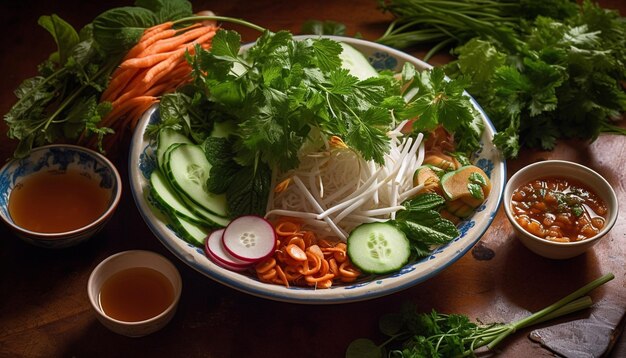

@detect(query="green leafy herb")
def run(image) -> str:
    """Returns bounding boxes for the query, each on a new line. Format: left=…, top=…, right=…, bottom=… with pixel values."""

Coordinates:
left=377, top=0, right=626, bottom=158
left=393, top=193, right=459, bottom=258
left=158, top=25, right=485, bottom=218
left=347, top=273, right=614, bottom=358
left=399, top=65, right=483, bottom=154
left=467, top=172, right=487, bottom=200
left=226, top=164, right=272, bottom=217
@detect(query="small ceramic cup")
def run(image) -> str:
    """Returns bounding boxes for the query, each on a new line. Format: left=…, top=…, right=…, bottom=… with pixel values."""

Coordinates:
left=504, top=160, right=618, bottom=259
left=0, top=144, right=122, bottom=248
left=87, top=250, right=182, bottom=337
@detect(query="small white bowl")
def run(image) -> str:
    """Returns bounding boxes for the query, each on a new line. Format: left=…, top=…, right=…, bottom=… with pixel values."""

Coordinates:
left=87, top=250, right=182, bottom=337
left=0, top=144, right=122, bottom=248
left=504, top=160, right=618, bottom=259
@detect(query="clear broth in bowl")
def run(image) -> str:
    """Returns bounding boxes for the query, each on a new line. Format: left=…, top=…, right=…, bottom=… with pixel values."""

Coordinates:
left=8, top=170, right=110, bottom=233
left=99, top=267, right=174, bottom=322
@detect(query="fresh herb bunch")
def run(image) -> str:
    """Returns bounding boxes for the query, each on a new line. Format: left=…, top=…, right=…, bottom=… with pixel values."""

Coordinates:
left=446, top=1, right=626, bottom=157
left=346, top=273, right=614, bottom=358
left=3, top=0, right=193, bottom=158
left=376, top=0, right=626, bottom=158
left=377, top=0, right=578, bottom=59
left=177, top=29, right=482, bottom=170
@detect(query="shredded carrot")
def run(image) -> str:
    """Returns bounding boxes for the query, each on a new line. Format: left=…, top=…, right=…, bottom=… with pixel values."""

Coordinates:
left=254, top=217, right=362, bottom=288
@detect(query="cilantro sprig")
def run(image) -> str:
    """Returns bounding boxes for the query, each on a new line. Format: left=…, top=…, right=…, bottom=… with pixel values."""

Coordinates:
left=189, top=29, right=399, bottom=170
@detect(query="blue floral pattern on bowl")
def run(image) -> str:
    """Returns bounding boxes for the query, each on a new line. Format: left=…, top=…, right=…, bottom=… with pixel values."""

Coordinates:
left=128, top=36, right=505, bottom=304
left=0, top=145, right=121, bottom=248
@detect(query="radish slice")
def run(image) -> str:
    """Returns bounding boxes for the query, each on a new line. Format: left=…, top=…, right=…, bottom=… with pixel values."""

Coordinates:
left=204, top=229, right=252, bottom=271
left=222, top=215, right=276, bottom=262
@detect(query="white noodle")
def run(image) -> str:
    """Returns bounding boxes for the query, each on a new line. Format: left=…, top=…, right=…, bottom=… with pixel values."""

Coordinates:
left=266, top=122, right=426, bottom=241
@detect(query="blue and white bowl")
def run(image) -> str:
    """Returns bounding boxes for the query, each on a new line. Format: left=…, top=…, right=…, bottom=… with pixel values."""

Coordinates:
left=129, top=36, right=506, bottom=304
left=0, top=144, right=122, bottom=248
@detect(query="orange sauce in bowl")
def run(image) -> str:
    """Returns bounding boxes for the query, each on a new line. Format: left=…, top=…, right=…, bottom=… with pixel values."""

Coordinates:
left=510, top=177, right=607, bottom=242
left=8, top=170, right=110, bottom=233
left=99, top=267, right=175, bottom=322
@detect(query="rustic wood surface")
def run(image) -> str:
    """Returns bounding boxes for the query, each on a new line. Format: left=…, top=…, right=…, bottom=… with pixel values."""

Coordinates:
left=0, top=1, right=624, bottom=357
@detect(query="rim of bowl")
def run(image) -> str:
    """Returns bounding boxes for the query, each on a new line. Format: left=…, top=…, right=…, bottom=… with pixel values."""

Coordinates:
left=87, top=250, right=183, bottom=325
left=503, top=160, right=618, bottom=247
left=0, top=144, right=123, bottom=239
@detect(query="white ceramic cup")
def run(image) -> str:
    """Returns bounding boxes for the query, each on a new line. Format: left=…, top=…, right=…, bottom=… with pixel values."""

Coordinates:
left=87, top=250, right=182, bottom=337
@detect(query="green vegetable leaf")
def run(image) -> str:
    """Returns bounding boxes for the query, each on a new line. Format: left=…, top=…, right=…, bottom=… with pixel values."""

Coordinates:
left=397, top=210, right=459, bottom=246
left=38, top=14, right=79, bottom=65
left=399, top=193, right=445, bottom=214
left=394, top=194, right=459, bottom=251
left=467, top=172, right=487, bottom=200
left=311, top=38, right=343, bottom=72
left=92, top=6, right=158, bottom=54
left=210, top=29, right=242, bottom=59
left=226, top=164, right=272, bottom=217
left=134, top=0, right=193, bottom=23
left=399, top=67, right=482, bottom=154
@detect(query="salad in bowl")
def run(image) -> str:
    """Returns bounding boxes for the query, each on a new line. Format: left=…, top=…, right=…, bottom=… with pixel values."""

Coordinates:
left=129, top=30, right=505, bottom=304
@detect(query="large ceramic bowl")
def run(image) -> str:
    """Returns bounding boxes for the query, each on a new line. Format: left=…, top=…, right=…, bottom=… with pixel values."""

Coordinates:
left=0, top=144, right=122, bottom=248
left=129, top=36, right=505, bottom=304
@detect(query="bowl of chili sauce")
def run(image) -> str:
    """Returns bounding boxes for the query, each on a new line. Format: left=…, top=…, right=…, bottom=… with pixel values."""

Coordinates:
left=504, top=160, right=618, bottom=259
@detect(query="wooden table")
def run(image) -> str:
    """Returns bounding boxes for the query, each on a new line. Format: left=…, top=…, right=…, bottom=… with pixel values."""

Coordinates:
left=1, top=1, right=624, bottom=357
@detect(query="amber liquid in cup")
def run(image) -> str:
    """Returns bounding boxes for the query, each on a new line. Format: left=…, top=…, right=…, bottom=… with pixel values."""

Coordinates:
left=8, top=170, right=109, bottom=233
left=99, top=267, right=175, bottom=322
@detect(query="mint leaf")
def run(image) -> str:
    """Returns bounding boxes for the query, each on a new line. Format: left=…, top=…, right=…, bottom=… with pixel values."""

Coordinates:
left=226, top=164, right=271, bottom=217
left=394, top=193, right=459, bottom=253
left=397, top=210, right=459, bottom=246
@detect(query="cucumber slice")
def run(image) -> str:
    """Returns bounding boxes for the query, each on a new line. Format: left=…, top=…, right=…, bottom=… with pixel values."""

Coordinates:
left=339, top=42, right=379, bottom=81
left=179, top=190, right=231, bottom=228
left=156, top=128, right=192, bottom=168
left=347, top=222, right=411, bottom=274
left=164, top=143, right=228, bottom=217
left=150, top=170, right=206, bottom=225
left=170, top=214, right=210, bottom=247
